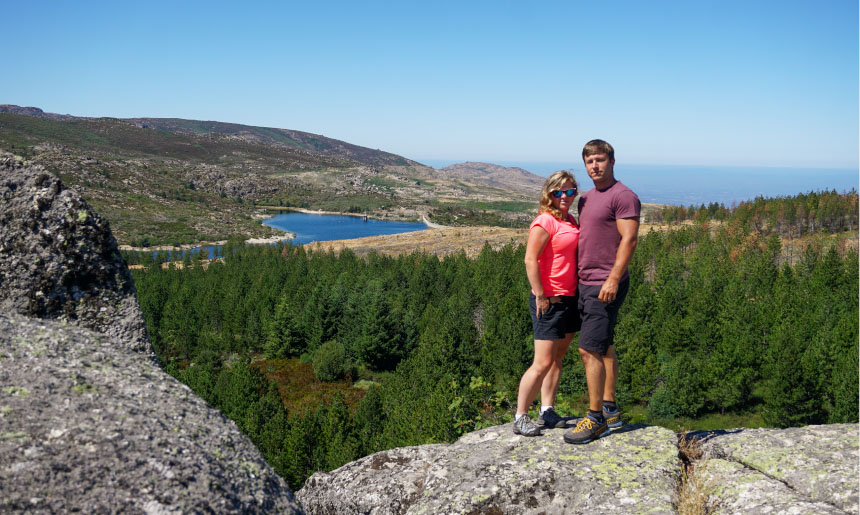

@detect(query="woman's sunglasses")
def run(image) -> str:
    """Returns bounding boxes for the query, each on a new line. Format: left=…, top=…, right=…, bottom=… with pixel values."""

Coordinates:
left=551, top=188, right=577, bottom=198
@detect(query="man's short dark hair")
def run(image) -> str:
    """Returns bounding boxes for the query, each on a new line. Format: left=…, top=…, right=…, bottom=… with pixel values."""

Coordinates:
left=582, top=139, right=615, bottom=161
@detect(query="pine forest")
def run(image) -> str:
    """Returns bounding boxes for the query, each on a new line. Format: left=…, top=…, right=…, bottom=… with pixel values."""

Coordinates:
left=128, top=190, right=859, bottom=490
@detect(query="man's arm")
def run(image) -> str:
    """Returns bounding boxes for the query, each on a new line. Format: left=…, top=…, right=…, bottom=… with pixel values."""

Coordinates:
left=598, top=217, right=639, bottom=303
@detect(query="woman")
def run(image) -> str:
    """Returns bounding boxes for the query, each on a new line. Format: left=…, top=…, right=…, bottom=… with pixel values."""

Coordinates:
left=513, top=170, right=581, bottom=436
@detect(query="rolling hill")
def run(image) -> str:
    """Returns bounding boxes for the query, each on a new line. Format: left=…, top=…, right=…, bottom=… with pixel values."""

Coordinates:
left=0, top=105, right=539, bottom=246
left=439, top=161, right=544, bottom=196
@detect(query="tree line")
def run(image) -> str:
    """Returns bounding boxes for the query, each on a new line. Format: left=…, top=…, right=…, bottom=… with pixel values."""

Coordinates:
left=653, top=189, right=858, bottom=238
left=128, top=190, right=859, bottom=490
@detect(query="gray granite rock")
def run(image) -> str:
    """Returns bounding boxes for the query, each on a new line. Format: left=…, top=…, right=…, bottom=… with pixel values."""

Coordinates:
left=0, top=313, right=302, bottom=513
left=0, top=156, right=302, bottom=512
left=0, top=152, right=150, bottom=355
left=298, top=424, right=681, bottom=515
left=699, top=458, right=847, bottom=514
left=699, top=424, right=859, bottom=514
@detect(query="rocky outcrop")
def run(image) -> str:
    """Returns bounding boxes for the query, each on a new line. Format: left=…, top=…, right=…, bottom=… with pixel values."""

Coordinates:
left=0, top=153, right=149, bottom=354
left=298, top=424, right=682, bottom=514
left=0, top=314, right=302, bottom=513
left=0, top=104, right=76, bottom=121
left=698, top=424, right=859, bottom=514
left=0, top=156, right=302, bottom=513
left=298, top=422, right=860, bottom=515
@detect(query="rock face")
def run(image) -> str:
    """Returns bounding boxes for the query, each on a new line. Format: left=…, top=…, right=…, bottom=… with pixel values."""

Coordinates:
left=0, top=152, right=149, bottom=354
left=298, top=424, right=682, bottom=514
left=0, top=314, right=302, bottom=513
left=298, top=422, right=860, bottom=515
left=0, top=157, right=303, bottom=513
left=699, top=424, right=859, bottom=514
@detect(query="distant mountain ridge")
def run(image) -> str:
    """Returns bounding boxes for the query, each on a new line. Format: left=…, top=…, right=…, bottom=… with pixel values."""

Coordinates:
left=0, top=104, right=77, bottom=121
left=0, top=104, right=411, bottom=168
left=439, top=161, right=544, bottom=195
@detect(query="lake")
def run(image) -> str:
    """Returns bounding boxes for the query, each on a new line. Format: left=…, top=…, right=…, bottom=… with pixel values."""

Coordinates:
left=263, top=212, right=428, bottom=245
left=152, top=213, right=428, bottom=260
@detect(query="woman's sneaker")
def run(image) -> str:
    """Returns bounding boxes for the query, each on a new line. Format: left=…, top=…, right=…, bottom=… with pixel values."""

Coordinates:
left=513, top=414, right=541, bottom=437
left=537, top=407, right=566, bottom=428
left=603, top=405, right=623, bottom=429
left=563, top=415, right=608, bottom=444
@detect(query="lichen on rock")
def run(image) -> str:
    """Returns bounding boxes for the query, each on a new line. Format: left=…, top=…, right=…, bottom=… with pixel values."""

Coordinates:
left=0, top=156, right=302, bottom=513
left=699, top=425, right=859, bottom=514
left=0, top=313, right=302, bottom=513
left=298, top=424, right=681, bottom=514
left=0, top=152, right=149, bottom=355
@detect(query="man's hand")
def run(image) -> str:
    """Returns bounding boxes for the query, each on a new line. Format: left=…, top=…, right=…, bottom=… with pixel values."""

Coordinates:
left=600, top=217, right=638, bottom=303
left=598, top=278, right=619, bottom=303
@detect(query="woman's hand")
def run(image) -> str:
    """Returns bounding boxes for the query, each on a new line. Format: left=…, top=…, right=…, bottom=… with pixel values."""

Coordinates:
left=535, top=294, right=550, bottom=318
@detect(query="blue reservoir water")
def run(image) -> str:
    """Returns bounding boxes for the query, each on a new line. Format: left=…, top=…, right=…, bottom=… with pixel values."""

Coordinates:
left=151, top=213, right=428, bottom=260
left=263, top=212, right=428, bottom=245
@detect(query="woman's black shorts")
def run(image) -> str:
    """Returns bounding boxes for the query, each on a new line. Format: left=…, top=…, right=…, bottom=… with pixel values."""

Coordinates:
left=529, top=293, right=581, bottom=341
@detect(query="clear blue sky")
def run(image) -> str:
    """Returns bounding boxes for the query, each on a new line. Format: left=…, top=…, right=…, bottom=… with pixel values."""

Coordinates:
left=3, top=0, right=858, bottom=169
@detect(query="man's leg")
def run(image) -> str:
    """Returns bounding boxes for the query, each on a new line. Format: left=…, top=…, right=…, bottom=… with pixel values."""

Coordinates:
left=602, top=345, right=618, bottom=403
left=564, top=283, right=611, bottom=444
left=564, top=346, right=610, bottom=444
left=578, top=347, right=605, bottom=412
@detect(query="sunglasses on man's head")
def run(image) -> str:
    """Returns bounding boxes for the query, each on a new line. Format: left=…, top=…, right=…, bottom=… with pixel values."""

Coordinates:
left=551, top=188, right=577, bottom=198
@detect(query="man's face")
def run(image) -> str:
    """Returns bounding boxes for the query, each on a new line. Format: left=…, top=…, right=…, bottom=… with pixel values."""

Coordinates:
left=584, top=153, right=615, bottom=187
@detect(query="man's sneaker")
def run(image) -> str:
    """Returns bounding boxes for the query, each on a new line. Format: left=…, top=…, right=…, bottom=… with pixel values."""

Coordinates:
left=563, top=415, right=608, bottom=444
left=603, top=405, right=623, bottom=429
left=537, top=407, right=566, bottom=428
left=513, top=414, right=541, bottom=437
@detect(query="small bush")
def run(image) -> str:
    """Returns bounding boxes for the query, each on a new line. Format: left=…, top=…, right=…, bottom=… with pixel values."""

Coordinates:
left=313, top=340, right=346, bottom=382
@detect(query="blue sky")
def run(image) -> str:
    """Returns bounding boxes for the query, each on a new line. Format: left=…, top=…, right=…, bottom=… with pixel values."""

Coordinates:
left=3, top=1, right=858, bottom=169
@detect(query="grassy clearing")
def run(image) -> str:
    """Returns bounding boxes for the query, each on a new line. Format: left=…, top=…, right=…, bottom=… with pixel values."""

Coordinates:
left=620, top=404, right=766, bottom=432
left=251, top=357, right=368, bottom=414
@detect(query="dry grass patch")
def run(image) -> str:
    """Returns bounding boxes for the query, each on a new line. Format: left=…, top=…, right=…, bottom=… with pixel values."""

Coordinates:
left=676, top=431, right=718, bottom=515
left=304, top=226, right=529, bottom=258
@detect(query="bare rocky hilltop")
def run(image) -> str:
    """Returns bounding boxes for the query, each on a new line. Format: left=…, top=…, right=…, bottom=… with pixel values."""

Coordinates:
left=439, top=161, right=545, bottom=196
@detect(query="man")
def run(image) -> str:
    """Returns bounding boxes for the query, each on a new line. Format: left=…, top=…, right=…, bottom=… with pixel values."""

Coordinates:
left=564, top=139, right=640, bottom=445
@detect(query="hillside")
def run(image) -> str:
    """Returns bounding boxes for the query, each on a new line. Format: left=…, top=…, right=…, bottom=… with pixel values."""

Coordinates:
left=0, top=105, right=411, bottom=168
left=0, top=105, right=541, bottom=245
left=439, top=161, right=544, bottom=196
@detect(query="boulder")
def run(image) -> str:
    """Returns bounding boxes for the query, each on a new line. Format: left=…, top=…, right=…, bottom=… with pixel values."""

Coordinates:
left=298, top=424, right=682, bottom=514
left=0, top=152, right=149, bottom=355
left=0, top=155, right=303, bottom=513
left=0, top=313, right=302, bottom=513
left=698, top=424, right=859, bottom=514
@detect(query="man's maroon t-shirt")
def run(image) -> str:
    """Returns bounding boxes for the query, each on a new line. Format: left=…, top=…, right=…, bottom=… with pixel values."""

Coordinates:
left=576, top=180, right=640, bottom=285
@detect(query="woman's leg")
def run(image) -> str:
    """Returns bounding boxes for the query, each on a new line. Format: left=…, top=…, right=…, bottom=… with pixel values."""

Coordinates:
left=539, top=332, right=574, bottom=407
left=517, top=339, right=560, bottom=415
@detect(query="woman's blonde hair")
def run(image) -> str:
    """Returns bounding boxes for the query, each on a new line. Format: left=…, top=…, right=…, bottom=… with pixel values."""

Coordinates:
left=538, top=170, right=578, bottom=220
